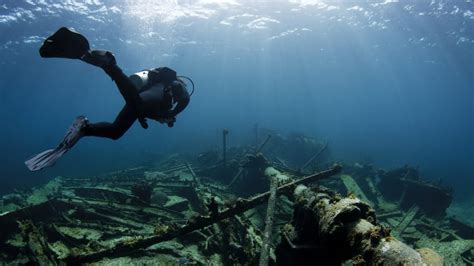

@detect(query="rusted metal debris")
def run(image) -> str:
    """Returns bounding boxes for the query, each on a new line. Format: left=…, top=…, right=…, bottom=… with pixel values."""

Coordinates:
left=259, top=170, right=282, bottom=266
left=65, top=166, right=342, bottom=263
left=277, top=185, right=442, bottom=265
left=300, top=141, right=328, bottom=171
left=0, top=131, right=472, bottom=265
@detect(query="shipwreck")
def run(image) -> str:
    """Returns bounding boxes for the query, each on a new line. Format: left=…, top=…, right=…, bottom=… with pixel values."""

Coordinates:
left=0, top=130, right=472, bottom=265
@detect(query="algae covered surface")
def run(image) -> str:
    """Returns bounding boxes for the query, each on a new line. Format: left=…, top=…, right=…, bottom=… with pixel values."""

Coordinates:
left=0, top=0, right=473, bottom=265
left=0, top=133, right=472, bottom=264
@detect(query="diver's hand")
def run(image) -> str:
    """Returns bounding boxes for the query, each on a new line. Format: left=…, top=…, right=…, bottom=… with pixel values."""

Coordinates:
left=157, top=117, right=176, bottom=127
left=138, top=117, right=148, bottom=129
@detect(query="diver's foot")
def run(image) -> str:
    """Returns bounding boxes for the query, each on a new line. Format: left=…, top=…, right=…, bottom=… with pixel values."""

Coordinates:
left=61, top=116, right=88, bottom=149
left=80, top=50, right=116, bottom=68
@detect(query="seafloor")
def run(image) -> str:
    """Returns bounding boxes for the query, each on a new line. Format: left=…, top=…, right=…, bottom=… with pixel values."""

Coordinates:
left=1, top=131, right=473, bottom=265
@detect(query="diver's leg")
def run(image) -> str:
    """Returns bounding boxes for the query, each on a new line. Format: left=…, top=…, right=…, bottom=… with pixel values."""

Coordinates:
left=83, top=105, right=137, bottom=140
left=105, top=65, right=143, bottom=109
left=81, top=50, right=148, bottom=128
left=81, top=50, right=142, bottom=110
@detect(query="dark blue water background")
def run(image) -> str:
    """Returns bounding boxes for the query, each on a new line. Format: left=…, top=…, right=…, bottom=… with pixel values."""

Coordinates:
left=0, top=1, right=472, bottom=200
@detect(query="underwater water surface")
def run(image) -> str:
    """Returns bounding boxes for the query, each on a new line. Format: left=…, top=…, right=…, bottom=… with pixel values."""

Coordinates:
left=0, top=0, right=472, bottom=204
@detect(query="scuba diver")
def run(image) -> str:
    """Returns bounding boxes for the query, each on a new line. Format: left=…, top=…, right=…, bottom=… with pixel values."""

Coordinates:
left=25, top=27, right=193, bottom=171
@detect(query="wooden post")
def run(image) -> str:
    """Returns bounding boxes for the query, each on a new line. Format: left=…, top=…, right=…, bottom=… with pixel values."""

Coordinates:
left=223, top=129, right=229, bottom=166
left=259, top=176, right=278, bottom=266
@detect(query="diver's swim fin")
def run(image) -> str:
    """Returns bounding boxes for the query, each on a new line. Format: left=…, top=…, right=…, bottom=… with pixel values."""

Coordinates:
left=24, top=147, right=68, bottom=171
left=25, top=116, right=88, bottom=171
left=39, top=27, right=90, bottom=59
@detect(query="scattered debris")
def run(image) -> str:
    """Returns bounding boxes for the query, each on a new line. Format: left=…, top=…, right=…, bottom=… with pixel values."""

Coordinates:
left=0, top=130, right=470, bottom=264
left=276, top=185, right=441, bottom=265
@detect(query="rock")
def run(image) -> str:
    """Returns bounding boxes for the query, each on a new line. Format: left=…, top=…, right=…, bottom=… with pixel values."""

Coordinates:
left=417, top=248, right=443, bottom=265
left=27, top=176, right=63, bottom=205
left=151, top=190, right=168, bottom=205
left=164, top=196, right=189, bottom=212
left=131, top=182, right=153, bottom=203
left=144, top=171, right=167, bottom=179
left=2, top=194, right=25, bottom=206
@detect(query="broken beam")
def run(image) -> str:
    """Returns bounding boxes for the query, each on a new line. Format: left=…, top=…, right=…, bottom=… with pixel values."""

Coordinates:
left=64, top=165, right=342, bottom=263
left=259, top=175, right=278, bottom=266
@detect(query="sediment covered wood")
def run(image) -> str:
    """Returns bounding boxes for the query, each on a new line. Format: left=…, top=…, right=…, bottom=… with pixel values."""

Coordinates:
left=258, top=175, right=278, bottom=266
left=64, top=165, right=342, bottom=263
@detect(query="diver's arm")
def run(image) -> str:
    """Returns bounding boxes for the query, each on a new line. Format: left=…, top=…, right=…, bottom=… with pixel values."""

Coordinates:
left=158, top=83, right=189, bottom=128
left=169, top=81, right=190, bottom=117
left=170, top=97, right=190, bottom=117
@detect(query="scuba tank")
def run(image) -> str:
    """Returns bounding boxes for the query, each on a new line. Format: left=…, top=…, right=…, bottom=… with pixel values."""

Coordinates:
left=129, top=70, right=149, bottom=92
left=129, top=68, right=195, bottom=96
left=128, top=68, right=195, bottom=127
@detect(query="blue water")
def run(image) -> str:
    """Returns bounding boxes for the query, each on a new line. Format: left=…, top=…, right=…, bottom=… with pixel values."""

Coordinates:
left=0, top=1, right=472, bottom=200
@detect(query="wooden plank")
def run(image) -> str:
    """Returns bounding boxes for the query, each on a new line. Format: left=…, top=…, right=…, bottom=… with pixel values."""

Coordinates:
left=340, top=175, right=372, bottom=206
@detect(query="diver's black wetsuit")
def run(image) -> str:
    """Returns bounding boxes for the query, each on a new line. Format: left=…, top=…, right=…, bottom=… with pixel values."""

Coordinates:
left=26, top=29, right=191, bottom=172
left=83, top=65, right=185, bottom=140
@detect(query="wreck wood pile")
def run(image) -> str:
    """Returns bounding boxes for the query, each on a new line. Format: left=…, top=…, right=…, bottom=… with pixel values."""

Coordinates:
left=0, top=134, right=472, bottom=264
left=65, top=166, right=342, bottom=263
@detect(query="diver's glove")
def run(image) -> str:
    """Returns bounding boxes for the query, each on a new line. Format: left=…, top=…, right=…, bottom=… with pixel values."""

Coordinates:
left=157, top=116, right=176, bottom=128
left=166, top=117, right=175, bottom=128
left=139, top=117, right=149, bottom=129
